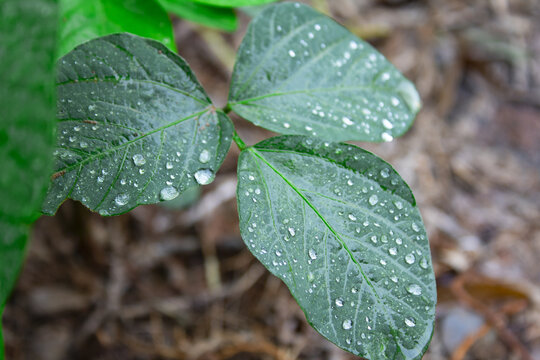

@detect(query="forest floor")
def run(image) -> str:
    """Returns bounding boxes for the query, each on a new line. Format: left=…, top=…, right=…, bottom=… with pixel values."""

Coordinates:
left=4, top=0, right=540, bottom=359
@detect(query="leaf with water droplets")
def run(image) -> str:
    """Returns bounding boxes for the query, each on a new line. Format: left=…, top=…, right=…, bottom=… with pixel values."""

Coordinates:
left=158, top=0, right=237, bottom=32
left=237, top=136, right=436, bottom=359
left=229, top=2, right=421, bottom=142
left=43, top=33, right=233, bottom=216
left=0, top=0, right=58, bottom=356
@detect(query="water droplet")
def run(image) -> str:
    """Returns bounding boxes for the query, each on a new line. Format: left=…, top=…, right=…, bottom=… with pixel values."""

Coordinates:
left=80, top=141, right=88, bottom=148
left=160, top=186, right=179, bottom=201
left=166, top=161, right=173, bottom=169
left=382, top=119, right=394, bottom=130
left=412, top=222, right=420, bottom=232
left=394, top=201, right=403, bottom=210
left=288, top=50, right=296, bottom=58
left=97, top=176, right=104, bottom=183
left=382, top=132, right=394, bottom=142
left=335, top=298, right=344, bottom=307
left=420, top=258, right=429, bottom=269
left=283, top=122, right=291, bottom=128
left=115, top=194, right=129, bottom=206
left=307, top=272, right=315, bottom=282
left=288, top=227, right=296, bottom=237
left=194, top=169, right=215, bottom=185
left=380, top=259, right=387, bottom=265
left=275, top=250, right=282, bottom=257
left=397, top=81, right=421, bottom=114
left=342, top=117, right=354, bottom=126
left=199, top=149, right=210, bottom=163
left=342, top=319, right=353, bottom=330
left=132, top=154, right=146, bottom=166
left=404, top=317, right=416, bottom=327
left=388, top=247, right=397, bottom=256
left=407, top=284, right=422, bottom=296
left=405, top=253, right=416, bottom=264
left=369, top=195, right=378, bottom=206
left=380, top=168, right=390, bottom=178
left=370, top=236, right=377, bottom=243
left=308, top=248, right=317, bottom=260
left=348, top=214, right=357, bottom=221
left=349, top=41, right=358, bottom=50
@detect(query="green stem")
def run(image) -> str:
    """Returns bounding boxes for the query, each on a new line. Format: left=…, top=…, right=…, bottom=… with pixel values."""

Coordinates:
left=232, top=130, right=247, bottom=151
left=222, top=103, right=232, bottom=113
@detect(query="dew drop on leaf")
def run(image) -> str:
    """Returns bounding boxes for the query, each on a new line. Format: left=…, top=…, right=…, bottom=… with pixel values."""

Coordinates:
left=368, top=194, right=378, bottom=206
left=160, top=186, right=179, bottom=201
left=396, top=80, right=421, bottom=114
left=194, top=169, right=215, bottom=185
left=382, top=119, right=394, bottom=130
left=405, top=253, right=416, bottom=264
left=381, top=132, right=394, bottom=142
left=342, top=319, right=353, bottom=330
left=115, top=194, right=129, bottom=206
left=132, top=154, right=146, bottom=166
left=404, top=317, right=416, bottom=327
left=406, top=284, right=422, bottom=296
left=199, top=149, right=210, bottom=163
left=308, top=248, right=317, bottom=260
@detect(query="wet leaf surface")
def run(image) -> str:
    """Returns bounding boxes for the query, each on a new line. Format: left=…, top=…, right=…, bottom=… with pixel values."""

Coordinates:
left=229, top=2, right=421, bottom=142
left=44, top=33, right=233, bottom=216
left=237, top=136, right=436, bottom=359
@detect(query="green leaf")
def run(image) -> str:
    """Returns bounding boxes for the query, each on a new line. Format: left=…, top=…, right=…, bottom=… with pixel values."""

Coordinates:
left=58, top=0, right=176, bottom=57
left=186, top=0, right=277, bottom=8
left=158, top=0, right=237, bottom=32
left=237, top=136, right=435, bottom=359
left=229, top=3, right=421, bottom=142
left=43, top=33, right=233, bottom=216
left=0, top=0, right=58, bottom=355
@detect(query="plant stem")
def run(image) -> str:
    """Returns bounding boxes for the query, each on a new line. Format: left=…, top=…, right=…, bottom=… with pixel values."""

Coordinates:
left=232, top=130, right=246, bottom=151
left=222, top=103, right=232, bottom=113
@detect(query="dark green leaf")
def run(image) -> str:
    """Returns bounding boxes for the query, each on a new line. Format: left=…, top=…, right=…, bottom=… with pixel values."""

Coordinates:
left=229, top=3, right=421, bottom=142
left=237, top=136, right=435, bottom=359
left=43, top=33, right=233, bottom=216
left=0, top=0, right=58, bottom=354
left=58, top=0, right=176, bottom=56
left=187, top=0, right=277, bottom=8
left=158, top=0, right=237, bottom=32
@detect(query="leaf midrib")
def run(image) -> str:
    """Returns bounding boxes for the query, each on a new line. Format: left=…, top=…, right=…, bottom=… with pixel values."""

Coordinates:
left=248, top=147, right=400, bottom=338
left=55, top=109, right=209, bottom=174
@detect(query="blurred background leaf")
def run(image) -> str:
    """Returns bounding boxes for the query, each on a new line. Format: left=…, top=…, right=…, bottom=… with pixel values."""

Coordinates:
left=0, top=0, right=58, bottom=357
left=58, top=0, right=176, bottom=57
left=158, top=0, right=237, bottom=32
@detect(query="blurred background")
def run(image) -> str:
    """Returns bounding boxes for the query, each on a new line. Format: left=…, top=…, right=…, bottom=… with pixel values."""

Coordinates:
left=3, top=0, right=540, bottom=359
